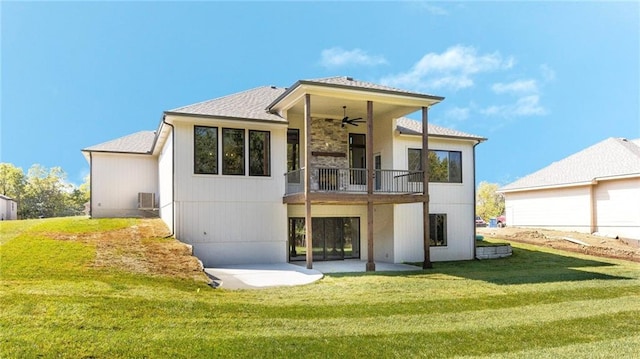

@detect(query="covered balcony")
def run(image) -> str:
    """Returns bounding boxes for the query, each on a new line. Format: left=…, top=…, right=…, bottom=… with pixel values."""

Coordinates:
left=267, top=76, right=442, bottom=270
left=283, top=167, right=427, bottom=204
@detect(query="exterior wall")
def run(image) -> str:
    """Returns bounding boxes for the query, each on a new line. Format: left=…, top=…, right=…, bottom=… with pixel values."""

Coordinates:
left=391, top=134, right=477, bottom=262
left=90, top=153, right=158, bottom=218
left=394, top=202, right=475, bottom=262
left=158, top=129, right=174, bottom=233
left=169, top=117, right=288, bottom=267
left=0, top=197, right=18, bottom=220
left=373, top=204, right=394, bottom=262
left=504, top=186, right=592, bottom=233
left=594, top=177, right=640, bottom=240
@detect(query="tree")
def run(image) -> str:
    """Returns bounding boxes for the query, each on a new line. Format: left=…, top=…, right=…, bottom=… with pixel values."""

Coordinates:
left=476, top=181, right=505, bottom=220
left=0, top=163, right=90, bottom=219
left=0, top=163, right=26, bottom=217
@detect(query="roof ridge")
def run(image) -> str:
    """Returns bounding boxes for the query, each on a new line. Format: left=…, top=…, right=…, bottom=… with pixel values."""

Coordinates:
left=614, top=137, right=640, bottom=159
left=168, top=85, right=278, bottom=113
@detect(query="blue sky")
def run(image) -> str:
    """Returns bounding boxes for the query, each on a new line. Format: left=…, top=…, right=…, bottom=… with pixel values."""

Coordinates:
left=2, top=1, right=639, bottom=187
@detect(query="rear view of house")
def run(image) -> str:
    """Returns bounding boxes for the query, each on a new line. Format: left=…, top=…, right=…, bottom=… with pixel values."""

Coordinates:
left=500, top=137, right=640, bottom=240
left=83, top=76, right=486, bottom=269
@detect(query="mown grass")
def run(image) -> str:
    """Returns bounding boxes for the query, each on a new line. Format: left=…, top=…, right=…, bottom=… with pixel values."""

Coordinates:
left=1, top=218, right=639, bottom=358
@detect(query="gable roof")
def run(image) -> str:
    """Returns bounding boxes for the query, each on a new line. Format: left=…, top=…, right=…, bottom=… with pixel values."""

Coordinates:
left=82, top=131, right=156, bottom=154
left=396, top=117, right=486, bottom=142
left=166, top=86, right=287, bottom=123
left=301, top=76, right=443, bottom=99
left=501, top=137, right=640, bottom=192
left=267, top=76, right=444, bottom=111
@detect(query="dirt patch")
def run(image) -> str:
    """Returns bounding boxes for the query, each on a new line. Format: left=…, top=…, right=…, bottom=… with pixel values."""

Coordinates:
left=477, top=227, right=640, bottom=263
left=48, top=219, right=209, bottom=282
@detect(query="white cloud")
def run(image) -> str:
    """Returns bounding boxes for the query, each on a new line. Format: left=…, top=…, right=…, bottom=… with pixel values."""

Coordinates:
left=540, top=64, right=556, bottom=82
left=381, top=45, right=514, bottom=91
left=319, top=47, right=387, bottom=68
left=492, top=79, right=539, bottom=94
left=420, top=4, right=448, bottom=15
left=445, top=107, right=470, bottom=121
left=481, top=95, right=547, bottom=118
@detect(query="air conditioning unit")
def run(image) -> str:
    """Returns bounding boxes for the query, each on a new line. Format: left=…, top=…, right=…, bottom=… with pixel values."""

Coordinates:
left=138, top=192, right=156, bottom=210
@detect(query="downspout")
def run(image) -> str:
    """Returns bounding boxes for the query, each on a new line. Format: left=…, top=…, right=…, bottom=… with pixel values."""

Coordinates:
left=473, top=140, right=480, bottom=260
left=162, top=115, right=176, bottom=238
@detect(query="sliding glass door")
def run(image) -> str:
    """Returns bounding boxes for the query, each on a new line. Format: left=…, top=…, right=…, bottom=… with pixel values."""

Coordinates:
left=289, top=217, right=360, bottom=261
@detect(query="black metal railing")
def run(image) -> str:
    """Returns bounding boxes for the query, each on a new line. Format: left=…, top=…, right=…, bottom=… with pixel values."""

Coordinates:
left=284, top=167, right=423, bottom=195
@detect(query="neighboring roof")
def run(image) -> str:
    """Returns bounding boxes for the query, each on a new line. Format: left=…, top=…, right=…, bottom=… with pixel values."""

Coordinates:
left=396, top=117, right=486, bottom=142
left=501, top=137, right=640, bottom=192
left=82, top=131, right=156, bottom=154
left=267, top=76, right=444, bottom=110
left=166, top=86, right=287, bottom=123
left=0, top=194, right=16, bottom=201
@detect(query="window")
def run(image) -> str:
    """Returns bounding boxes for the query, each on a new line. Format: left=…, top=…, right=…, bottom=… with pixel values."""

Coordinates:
left=349, top=134, right=366, bottom=185
left=223, top=128, right=245, bottom=175
left=408, top=149, right=462, bottom=183
left=429, top=214, right=447, bottom=246
left=194, top=126, right=218, bottom=174
left=249, top=130, right=270, bottom=176
left=287, top=129, right=300, bottom=184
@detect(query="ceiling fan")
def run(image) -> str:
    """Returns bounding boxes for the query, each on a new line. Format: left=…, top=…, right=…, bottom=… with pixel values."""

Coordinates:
left=341, top=106, right=365, bottom=127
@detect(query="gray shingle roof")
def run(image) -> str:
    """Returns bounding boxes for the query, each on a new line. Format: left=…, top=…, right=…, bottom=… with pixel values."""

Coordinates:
left=302, top=76, right=444, bottom=99
left=396, top=117, right=486, bottom=141
left=82, top=131, right=156, bottom=154
left=501, top=137, right=640, bottom=191
left=267, top=76, right=444, bottom=110
left=166, top=86, right=287, bottom=123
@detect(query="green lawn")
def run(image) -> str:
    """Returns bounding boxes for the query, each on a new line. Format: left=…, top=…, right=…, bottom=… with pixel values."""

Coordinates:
left=1, top=217, right=639, bottom=358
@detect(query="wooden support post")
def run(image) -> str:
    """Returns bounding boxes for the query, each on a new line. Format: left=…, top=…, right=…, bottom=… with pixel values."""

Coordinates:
left=304, top=94, right=313, bottom=269
left=422, top=106, right=432, bottom=269
left=366, top=100, right=375, bottom=272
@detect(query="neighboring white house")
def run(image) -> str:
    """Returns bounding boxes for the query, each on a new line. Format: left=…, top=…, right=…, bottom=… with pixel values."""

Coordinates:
left=500, top=137, right=640, bottom=240
left=83, top=76, right=486, bottom=269
left=0, top=195, right=18, bottom=220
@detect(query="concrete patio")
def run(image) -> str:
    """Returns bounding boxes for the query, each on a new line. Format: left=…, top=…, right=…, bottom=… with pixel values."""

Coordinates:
left=204, top=260, right=422, bottom=290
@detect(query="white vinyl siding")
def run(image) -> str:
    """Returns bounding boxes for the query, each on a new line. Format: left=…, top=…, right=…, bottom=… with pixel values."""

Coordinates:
left=594, top=177, right=640, bottom=240
left=0, top=197, right=18, bottom=220
left=394, top=202, right=475, bottom=262
left=505, top=186, right=591, bottom=232
left=90, top=153, right=158, bottom=218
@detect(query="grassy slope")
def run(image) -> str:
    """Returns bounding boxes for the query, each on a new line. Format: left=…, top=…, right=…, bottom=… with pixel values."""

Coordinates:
left=1, top=217, right=639, bottom=358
